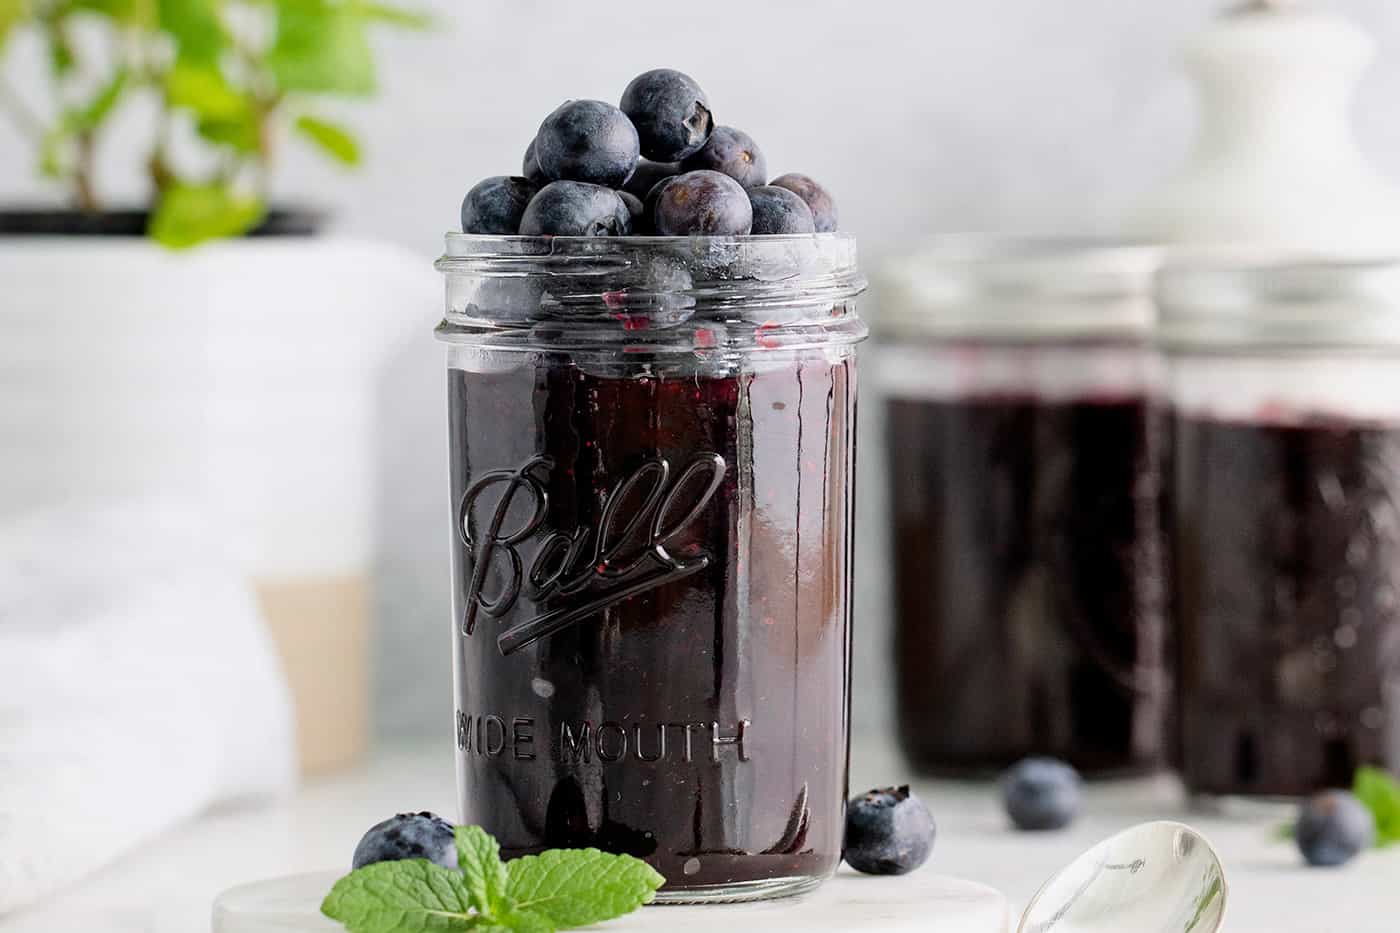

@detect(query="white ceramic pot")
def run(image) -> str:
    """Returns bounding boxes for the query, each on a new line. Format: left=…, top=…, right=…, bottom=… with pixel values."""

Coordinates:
left=0, top=233, right=439, bottom=773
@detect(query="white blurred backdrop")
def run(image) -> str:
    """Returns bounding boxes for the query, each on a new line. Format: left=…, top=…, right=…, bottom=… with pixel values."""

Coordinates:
left=7, top=0, right=1400, bottom=741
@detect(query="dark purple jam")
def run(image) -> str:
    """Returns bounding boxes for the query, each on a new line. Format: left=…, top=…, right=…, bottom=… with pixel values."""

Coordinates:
left=887, top=394, right=1168, bottom=776
left=1174, top=414, right=1400, bottom=797
left=449, top=356, right=855, bottom=892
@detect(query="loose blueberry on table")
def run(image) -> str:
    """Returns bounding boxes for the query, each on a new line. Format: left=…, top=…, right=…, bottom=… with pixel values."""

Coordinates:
left=1296, top=790, right=1376, bottom=867
left=843, top=785, right=936, bottom=876
left=1001, top=757, right=1084, bottom=831
left=458, top=68, right=838, bottom=237
left=351, top=811, right=457, bottom=871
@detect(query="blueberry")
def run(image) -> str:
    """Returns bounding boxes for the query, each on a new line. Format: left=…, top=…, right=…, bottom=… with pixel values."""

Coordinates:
left=622, top=159, right=680, bottom=201
left=1001, top=758, right=1083, bottom=831
left=620, top=68, right=713, bottom=163
left=521, top=139, right=546, bottom=183
left=460, top=175, right=540, bottom=235
left=352, top=811, right=457, bottom=871
left=1296, top=790, right=1375, bottom=867
left=843, top=785, right=935, bottom=876
left=520, top=180, right=631, bottom=237
left=618, top=190, right=647, bottom=233
left=651, top=170, right=752, bottom=236
left=534, top=100, right=640, bottom=188
left=680, top=126, right=767, bottom=188
left=748, top=185, right=816, bottom=235
left=769, top=173, right=838, bottom=232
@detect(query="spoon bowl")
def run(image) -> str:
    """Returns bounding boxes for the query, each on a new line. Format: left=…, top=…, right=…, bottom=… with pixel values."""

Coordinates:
left=1017, top=821, right=1227, bottom=933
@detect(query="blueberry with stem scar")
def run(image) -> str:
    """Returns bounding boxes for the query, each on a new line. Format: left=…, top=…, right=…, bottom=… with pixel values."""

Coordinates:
left=535, top=99, right=640, bottom=188
left=620, top=68, right=713, bottom=162
left=681, top=126, right=767, bottom=188
left=520, top=180, right=631, bottom=237
left=460, top=175, right=540, bottom=235
left=652, top=170, right=752, bottom=236
left=843, top=786, right=936, bottom=876
left=352, top=812, right=457, bottom=871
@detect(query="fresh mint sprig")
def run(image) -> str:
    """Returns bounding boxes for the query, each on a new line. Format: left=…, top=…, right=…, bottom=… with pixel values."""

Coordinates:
left=321, top=826, right=664, bottom=933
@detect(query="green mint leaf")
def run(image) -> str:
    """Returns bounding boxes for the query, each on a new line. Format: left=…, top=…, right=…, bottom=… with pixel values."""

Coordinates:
left=149, top=184, right=264, bottom=249
left=455, top=825, right=510, bottom=916
left=1353, top=766, right=1400, bottom=847
left=505, top=847, right=664, bottom=928
left=321, top=858, right=484, bottom=933
left=294, top=114, right=362, bottom=165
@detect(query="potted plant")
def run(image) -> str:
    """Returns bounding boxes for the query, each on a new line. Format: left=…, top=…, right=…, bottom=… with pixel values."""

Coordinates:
left=0, top=0, right=439, bottom=775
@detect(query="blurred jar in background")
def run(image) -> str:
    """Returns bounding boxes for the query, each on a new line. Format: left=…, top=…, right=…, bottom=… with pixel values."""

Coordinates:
left=1161, top=256, right=1400, bottom=798
left=878, top=238, right=1169, bottom=777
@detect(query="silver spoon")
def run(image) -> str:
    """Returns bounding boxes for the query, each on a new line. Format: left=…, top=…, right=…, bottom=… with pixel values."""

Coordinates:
left=1017, top=821, right=1227, bottom=933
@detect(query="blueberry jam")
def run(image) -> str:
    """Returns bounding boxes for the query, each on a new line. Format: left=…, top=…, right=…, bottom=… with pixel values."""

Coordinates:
left=888, top=394, right=1169, bottom=776
left=1173, top=414, right=1400, bottom=797
left=449, top=356, right=856, bottom=893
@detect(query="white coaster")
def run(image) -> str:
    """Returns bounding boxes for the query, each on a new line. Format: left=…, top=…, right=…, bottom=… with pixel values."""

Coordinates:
left=213, top=868, right=1010, bottom=933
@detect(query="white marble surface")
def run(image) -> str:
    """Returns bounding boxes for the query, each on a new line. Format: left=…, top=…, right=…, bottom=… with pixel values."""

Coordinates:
left=212, top=869, right=1009, bottom=933
left=1, top=737, right=1397, bottom=933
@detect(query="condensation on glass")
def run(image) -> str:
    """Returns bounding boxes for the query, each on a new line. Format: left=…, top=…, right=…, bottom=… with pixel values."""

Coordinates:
left=435, top=234, right=866, bottom=902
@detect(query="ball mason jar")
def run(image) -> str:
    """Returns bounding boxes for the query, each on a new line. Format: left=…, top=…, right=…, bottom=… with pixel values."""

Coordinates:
left=436, top=234, right=867, bottom=902
left=878, top=238, right=1170, bottom=776
left=1161, top=256, right=1400, bottom=798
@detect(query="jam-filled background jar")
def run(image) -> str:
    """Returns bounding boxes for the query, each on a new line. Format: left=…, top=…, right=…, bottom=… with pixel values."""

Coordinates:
left=877, top=238, right=1170, bottom=777
left=435, top=234, right=866, bottom=903
left=1161, top=256, right=1400, bottom=799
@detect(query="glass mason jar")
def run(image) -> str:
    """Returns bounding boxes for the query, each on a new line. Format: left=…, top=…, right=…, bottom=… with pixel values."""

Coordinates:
left=1161, top=256, right=1400, bottom=798
left=878, top=238, right=1170, bottom=776
left=435, top=234, right=867, bottom=903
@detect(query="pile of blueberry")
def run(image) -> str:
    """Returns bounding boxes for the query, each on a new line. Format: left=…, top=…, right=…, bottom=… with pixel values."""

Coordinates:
left=459, top=69, right=838, bottom=238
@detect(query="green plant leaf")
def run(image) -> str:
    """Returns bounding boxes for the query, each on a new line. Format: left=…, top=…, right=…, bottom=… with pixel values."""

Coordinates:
left=166, top=62, right=249, bottom=120
left=149, top=183, right=265, bottom=248
left=38, top=126, right=66, bottom=177
left=455, top=826, right=509, bottom=916
left=349, top=0, right=431, bottom=28
left=65, top=67, right=129, bottom=132
left=293, top=113, right=360, bottom=164
left=46, top=26, right=74, bottom=75
left=320, top=858, right=485, bottom=933
left=71, top=0, right=153, bottom=26
left=504, top=847, right=664, bottom=929
left=0, top=0, right=30, bottom=49
left=1353, top=766, right=1400, bottom=847
left=269, top=0, right=374, bottom=95
left=197, top=113, right=261, bottom=152
left=159, top=0, right=226, bottom=63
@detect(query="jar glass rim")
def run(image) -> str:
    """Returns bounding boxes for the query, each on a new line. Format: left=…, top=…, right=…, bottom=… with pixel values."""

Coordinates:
left=877, top=234, right=1161, bottom=339
left=1157, top=251, right=1400, bottom=348
left=435, top=231, right=867, bottom=353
